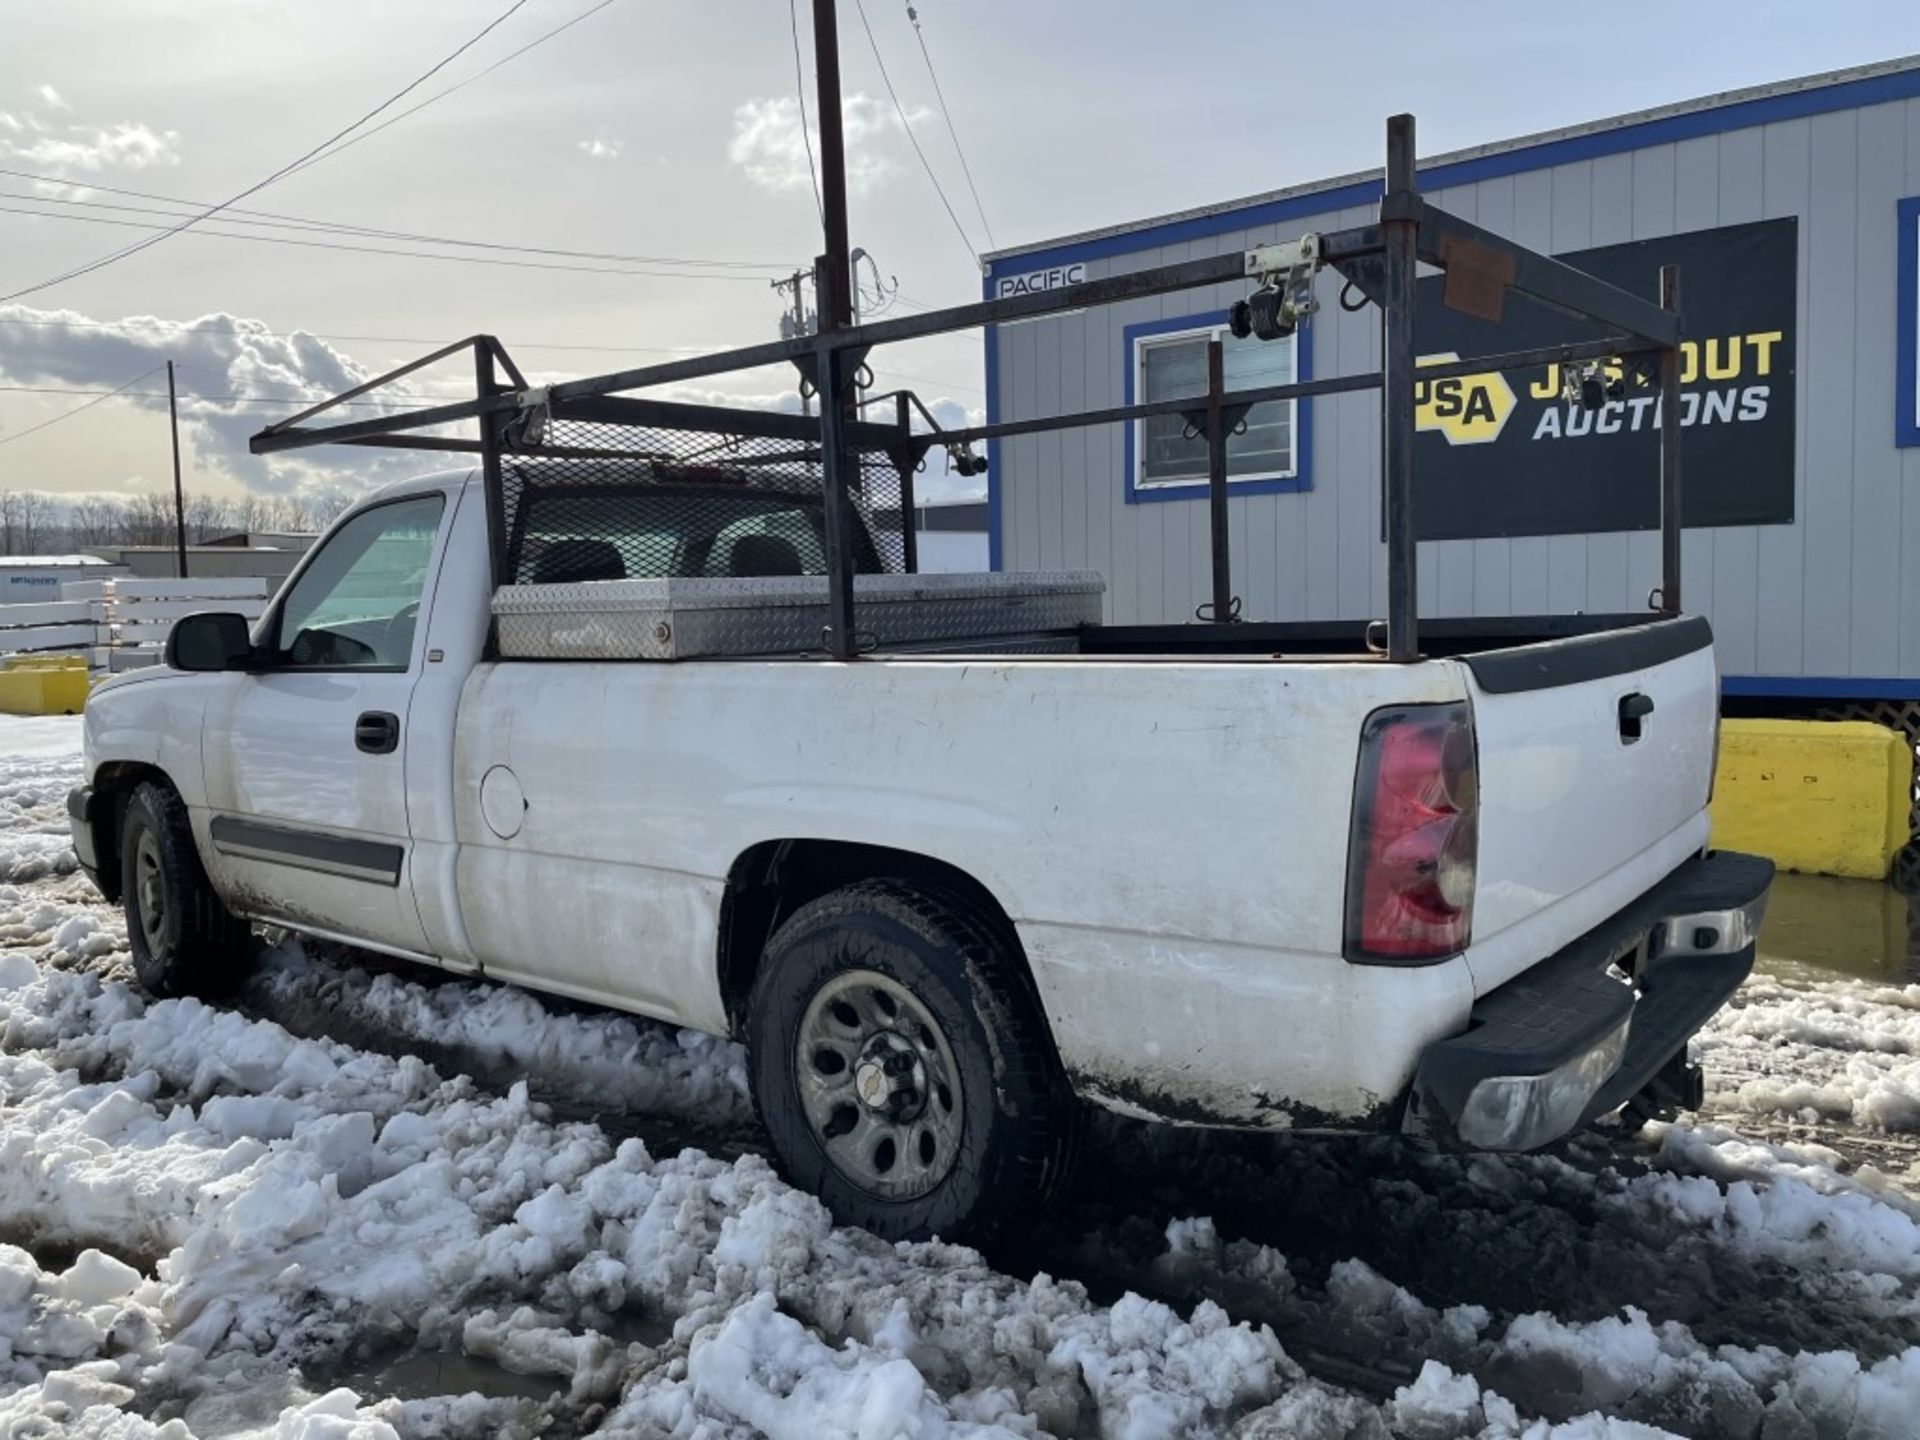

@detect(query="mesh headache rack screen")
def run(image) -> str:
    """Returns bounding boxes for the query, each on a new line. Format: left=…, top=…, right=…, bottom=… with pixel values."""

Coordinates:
left=494, top=411, right=910, bottom=586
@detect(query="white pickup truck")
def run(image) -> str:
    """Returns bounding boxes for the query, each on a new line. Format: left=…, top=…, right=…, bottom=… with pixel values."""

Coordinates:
left=69, top=464, right=1771, bottom=1242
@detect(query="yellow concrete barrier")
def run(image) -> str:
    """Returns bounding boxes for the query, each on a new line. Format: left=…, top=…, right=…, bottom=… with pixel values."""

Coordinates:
left=0, top=655, right=91, bottom=716
left=1710, top=718, right=1913, bottom=880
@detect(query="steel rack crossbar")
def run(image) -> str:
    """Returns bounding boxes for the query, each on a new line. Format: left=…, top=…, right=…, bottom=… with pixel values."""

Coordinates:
left=249, top=113, right=1685, bottom=663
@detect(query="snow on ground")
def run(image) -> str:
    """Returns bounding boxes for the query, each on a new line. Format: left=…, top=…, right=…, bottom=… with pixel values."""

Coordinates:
left=0, top=714, right=87, bottom=886
left=8, top=714, right=1920, bottom=1437
left=1695, top=974, right=1920, bottom=1140
left=245, top=946, right=755, bottom=1142
left=3, top=713, right=86, bottom=760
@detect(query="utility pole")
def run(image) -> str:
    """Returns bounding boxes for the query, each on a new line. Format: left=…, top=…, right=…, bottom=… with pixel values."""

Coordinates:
left=166, top=360, right=188, bottom=579
left=772, top=268, right=817, bottom=416
left=811, top=0, right=853, bottom=335
left=810, top=0, right=859, bottom=658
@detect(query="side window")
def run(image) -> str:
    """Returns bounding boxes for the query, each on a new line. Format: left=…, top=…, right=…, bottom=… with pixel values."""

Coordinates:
left=271, top=495, right=445, bottom=670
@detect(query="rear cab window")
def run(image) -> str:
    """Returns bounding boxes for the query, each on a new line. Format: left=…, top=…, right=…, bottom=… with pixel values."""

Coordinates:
left=510, top=483, right=874, bottom=583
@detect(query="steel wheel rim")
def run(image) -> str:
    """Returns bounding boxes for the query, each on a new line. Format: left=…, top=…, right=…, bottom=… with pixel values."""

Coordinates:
left=795, top=968, right=964, bottom=1200
left=133, top=830, right=167, bottom=956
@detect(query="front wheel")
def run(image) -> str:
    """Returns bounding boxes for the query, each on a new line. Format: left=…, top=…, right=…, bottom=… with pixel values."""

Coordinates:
left=119, top=782, right=256, bottom=997
left=746, top=879, right=1078, bottom=1244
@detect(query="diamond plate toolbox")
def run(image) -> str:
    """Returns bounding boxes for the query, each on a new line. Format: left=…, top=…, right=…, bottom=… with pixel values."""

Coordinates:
left=491, top=571, right=1106, bottom=660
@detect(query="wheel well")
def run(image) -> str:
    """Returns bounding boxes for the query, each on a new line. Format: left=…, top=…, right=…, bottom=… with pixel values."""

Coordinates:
left=87, top=762, right=173, bottom=902
left=716, top=840, right=1031, bottom=1036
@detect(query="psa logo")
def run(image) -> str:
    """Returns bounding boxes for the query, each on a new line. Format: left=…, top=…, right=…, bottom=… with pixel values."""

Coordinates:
left=1414, top=353, right=1516, bottom=445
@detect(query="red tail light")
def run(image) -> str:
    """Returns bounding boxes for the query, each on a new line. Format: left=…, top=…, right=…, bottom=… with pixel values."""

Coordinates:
left=1344, top=703, right=1478, bottom=962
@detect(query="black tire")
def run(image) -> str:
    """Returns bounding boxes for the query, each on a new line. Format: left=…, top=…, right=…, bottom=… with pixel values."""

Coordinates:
left=119, top=782, right=256, bottom=998
left=746, top=879, right=1078, bottom=1244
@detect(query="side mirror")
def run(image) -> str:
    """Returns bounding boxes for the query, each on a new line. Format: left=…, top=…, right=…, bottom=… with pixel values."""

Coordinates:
left=165, top=612, right=257, bottom=672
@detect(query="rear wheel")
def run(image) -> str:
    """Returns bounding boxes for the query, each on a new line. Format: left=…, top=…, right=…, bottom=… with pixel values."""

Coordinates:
left=746, top=879, right=1078, bottom=1244
left=119, top=782, right=256, bottom=997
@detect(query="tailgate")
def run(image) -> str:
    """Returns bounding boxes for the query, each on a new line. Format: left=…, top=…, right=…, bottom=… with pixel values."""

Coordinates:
left=1460, top=617, right=1719, bottom=994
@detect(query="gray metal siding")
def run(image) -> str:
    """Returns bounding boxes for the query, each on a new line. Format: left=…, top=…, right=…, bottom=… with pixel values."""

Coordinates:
left=992, top=95, right=1920, bottom=682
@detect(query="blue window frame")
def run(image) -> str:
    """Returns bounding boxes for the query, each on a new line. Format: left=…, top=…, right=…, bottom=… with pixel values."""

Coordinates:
left=1899, top=195, right=1920, bottom=449
left=1121, top=311, right=1314, bottom=504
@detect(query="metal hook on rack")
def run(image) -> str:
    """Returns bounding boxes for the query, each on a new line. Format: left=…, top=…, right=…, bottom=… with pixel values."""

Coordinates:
left=512, top=386, right=552, bottom=448
left=1231, top=233, right=1322, bottom=342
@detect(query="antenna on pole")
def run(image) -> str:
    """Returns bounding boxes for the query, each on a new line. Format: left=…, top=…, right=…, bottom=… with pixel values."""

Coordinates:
left=849, top=247, right=898, bottom=320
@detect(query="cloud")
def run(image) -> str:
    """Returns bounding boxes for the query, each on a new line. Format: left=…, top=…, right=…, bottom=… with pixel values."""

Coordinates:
left=0, top=85, right=178, bottom=185
left=0, top=304, right=989, bottom=513
left=0, top=305, right=448, bottom=496
left=728, top=93, right=929, bottom=197
left=1, top=120, right=179, bottom=176
left=577, top=130, right=624, bottom=161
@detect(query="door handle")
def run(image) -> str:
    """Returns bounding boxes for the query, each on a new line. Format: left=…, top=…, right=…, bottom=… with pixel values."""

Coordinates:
left=355, top=711, right=400, bottom=755
left=1618, top=692, right=1654, bottom=743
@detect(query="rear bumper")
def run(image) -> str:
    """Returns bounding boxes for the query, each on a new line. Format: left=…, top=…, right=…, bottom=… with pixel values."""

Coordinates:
left=1411, top=850, right=1773, bottom=1151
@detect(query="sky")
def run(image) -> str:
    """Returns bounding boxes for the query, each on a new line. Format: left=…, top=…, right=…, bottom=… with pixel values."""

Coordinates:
left=0, top=0, right=1917, bottom=510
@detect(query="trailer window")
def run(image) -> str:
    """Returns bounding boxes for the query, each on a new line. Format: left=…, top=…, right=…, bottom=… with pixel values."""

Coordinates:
left=1133, top=323, right=1299, bottom=492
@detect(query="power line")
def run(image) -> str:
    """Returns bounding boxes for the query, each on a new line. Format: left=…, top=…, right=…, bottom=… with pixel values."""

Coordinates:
left=0, top=313, right=708, bottom=356
left=0, top=0, right=536, bottom=304
left=870, top=367, right=981, bottom=396
left=849, top=0, right=978, bottom=264
left=0, top=362, right=984, bottom=406
left=279, top=0, right=621, bottom=181
left=167, top=362, right=441, bottom=405
left=0, top=382, right=430, bottom=409
left=0, top=368, right=166, bottom=448
left=0, top=202, right=778, bottom=282
left=788, top=0, right=826, bottom=228
left=0, top=315, right=987, bottom=393
left=2, top=364, right=983, bottom=404
left=903, top=3, right=995, bottom=250
left=0, top=174, right=788, bottom=271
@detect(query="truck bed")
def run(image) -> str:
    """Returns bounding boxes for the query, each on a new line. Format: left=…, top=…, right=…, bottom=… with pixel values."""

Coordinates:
left=491, top=569, right=1666, bottom=664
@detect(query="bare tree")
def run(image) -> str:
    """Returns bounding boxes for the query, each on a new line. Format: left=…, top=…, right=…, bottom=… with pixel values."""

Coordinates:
left=234, top=492, right=318, bottom=535
left=15, top=492, right=51, bottom=555
left=20, top=488, right=336, bottom=556
left=307, top=489, right=352, bottom=527
left=184, top=493, right=236, bottom=543
left=0, top=493, right=18, bottom=555
left=69, top=497, right=126, bottom=547
left=233, top=493, right=267, bottom=537
left=276, top=494, right=314, bottom=533
left=123, top=493, right=174, bottom=547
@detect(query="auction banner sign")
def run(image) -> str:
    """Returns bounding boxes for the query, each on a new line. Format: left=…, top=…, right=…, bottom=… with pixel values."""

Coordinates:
left=1409, top=218, right=1797, bottom=541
